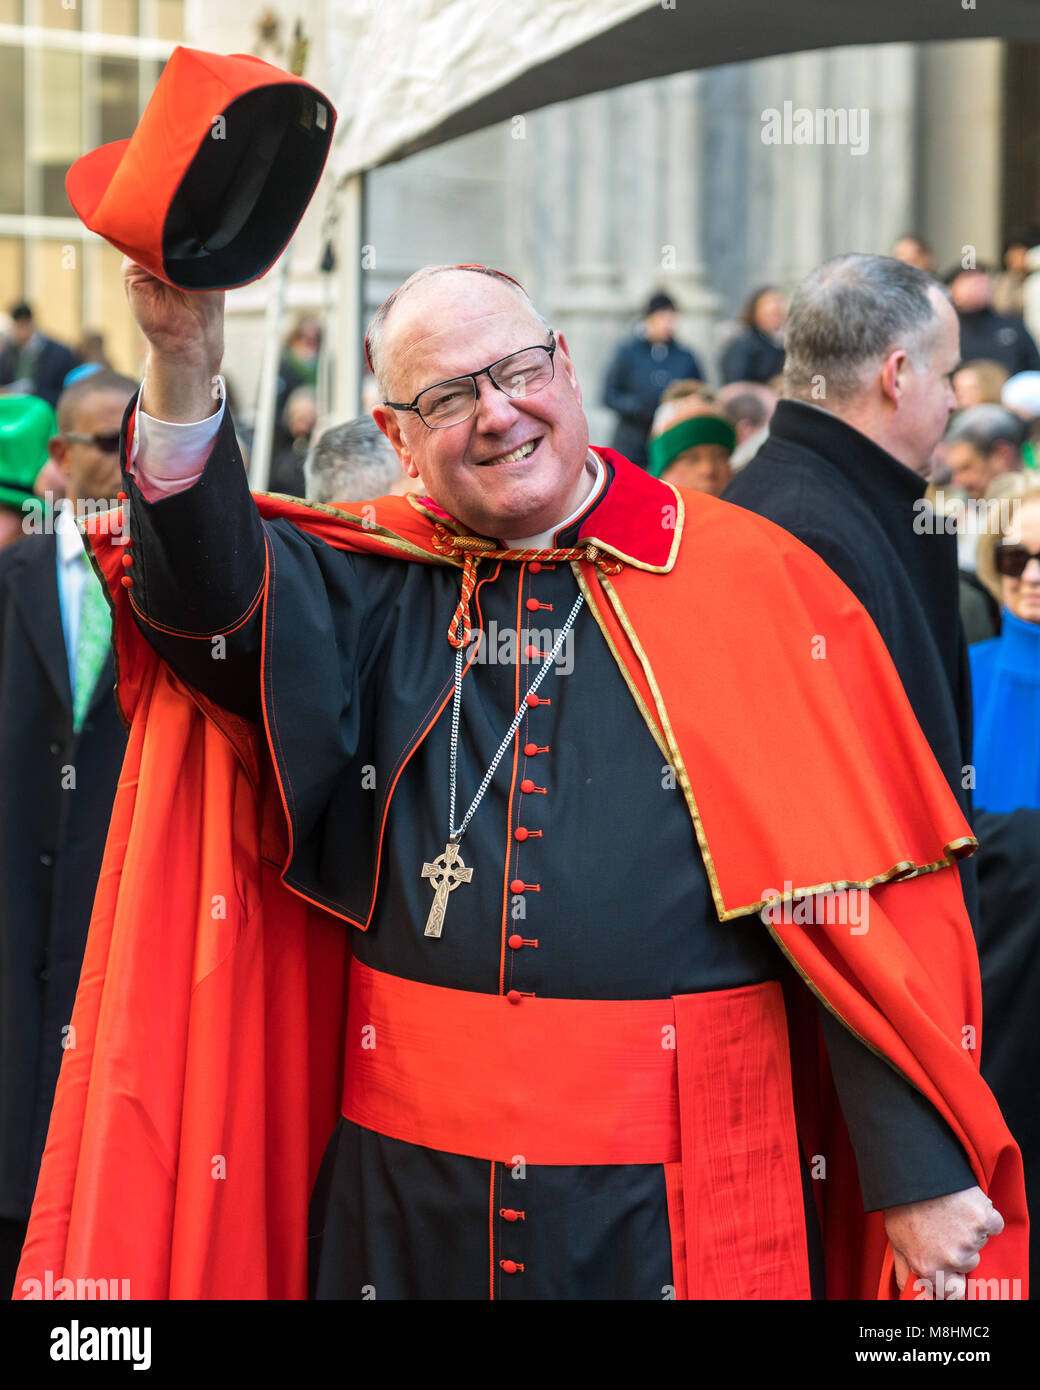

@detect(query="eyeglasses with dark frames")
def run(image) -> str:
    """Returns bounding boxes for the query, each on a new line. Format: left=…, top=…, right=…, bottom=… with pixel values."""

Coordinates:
left=383, top=332, right=557, bottom=429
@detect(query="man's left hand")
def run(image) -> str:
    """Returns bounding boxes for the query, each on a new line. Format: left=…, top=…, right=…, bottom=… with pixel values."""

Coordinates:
left=884, top=1185, right=1004, bottom=1299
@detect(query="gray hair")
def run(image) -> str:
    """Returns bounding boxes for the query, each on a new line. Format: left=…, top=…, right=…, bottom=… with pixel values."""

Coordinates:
left=365, top=264, right=552, bottom=399
left=782, top=253, right=943, bottom=403
left=945, top=403, right=1026, bottom=454
left=305, top=415, right=405, bottom=504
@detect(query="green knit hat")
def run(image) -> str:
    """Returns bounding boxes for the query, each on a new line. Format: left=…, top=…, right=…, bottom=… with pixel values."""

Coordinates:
left=0, top=394, right=57, bottom=512
left=647, top=414, right=736, bottom=479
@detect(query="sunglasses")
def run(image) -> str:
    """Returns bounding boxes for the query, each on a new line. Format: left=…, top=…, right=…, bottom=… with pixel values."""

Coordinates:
left=995, top=544, right=1040, bottom=579
left=62, top=431, right=121, bottom=454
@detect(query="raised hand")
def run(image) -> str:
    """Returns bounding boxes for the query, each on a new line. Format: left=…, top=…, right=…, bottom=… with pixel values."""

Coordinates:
left=121, top=257, right=224, bottom=423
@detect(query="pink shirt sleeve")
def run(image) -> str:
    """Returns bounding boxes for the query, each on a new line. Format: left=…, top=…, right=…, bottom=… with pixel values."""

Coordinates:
left=128, top=374, right=228, bottom=503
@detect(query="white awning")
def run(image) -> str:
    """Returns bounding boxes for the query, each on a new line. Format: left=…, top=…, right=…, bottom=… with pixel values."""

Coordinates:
left=325, top=0, right=1040, bottom=179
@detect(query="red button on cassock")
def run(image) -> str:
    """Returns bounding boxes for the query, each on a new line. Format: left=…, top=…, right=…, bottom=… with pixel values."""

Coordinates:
left=500, top=1260, right=519, bottom=1274
left=528, top=561, right=542, bottom=573
left=500, top=1209, right=521, bottom=1222
left=514, top=827, right=529, bottom=841
left=525, top=645, right=541, bottom=660
left=506, top=989, right=522, bottom=1005
left=520, top=779, right=536, bottom=794
left=509, top=880, right=525, bottom=894
left=524, top=743, right=539, bottom=756
left=525, top=692, right=540, bottom=707
left=117, top=490, right=128, bottom=501
left=507, top=934, right=524, bottom=950
left=525, top=597, right=540, bottom=612
left=121, top=553, right=133, bottom=568
left=120, top=575, right=134, bottom=588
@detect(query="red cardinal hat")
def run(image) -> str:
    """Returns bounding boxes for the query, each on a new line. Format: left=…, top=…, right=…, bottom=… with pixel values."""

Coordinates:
left=66, top=46, right=336, bottom=291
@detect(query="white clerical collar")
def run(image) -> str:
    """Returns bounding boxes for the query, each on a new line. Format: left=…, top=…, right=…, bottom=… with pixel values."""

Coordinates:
left=502, top=450, right=605, bottom=550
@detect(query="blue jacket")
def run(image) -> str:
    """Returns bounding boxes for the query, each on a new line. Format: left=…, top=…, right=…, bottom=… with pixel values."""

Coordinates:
left=970, top=608, right=1040, bottom=811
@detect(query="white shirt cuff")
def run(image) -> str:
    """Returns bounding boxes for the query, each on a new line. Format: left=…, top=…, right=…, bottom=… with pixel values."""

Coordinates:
left=129, top=374, right=227, bottom=501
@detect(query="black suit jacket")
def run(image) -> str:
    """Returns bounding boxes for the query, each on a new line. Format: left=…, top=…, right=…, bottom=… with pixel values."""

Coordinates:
left=0, top=336, right=78, bottom=408
left=0, top=529, right=126, bottom=1219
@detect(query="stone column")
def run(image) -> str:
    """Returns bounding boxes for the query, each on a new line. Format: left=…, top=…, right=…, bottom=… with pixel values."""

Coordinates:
left=658, top=69, right=720, bottom=374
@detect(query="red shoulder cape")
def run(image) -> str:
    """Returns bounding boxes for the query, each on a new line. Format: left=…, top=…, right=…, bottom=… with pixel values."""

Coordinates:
left=15, top=453, right=1027, bottom=1299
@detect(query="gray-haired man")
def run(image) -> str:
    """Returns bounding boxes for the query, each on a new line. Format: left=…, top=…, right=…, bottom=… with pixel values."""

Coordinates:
left=725, top=253, right=973, bottom=911
left=305, top=415, right=410, bottom=505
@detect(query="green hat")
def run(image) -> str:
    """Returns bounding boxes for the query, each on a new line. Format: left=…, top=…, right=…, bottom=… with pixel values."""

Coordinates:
left=0, top=394, right=57, bottom=512
left=647, top=414, right=736, bottom=479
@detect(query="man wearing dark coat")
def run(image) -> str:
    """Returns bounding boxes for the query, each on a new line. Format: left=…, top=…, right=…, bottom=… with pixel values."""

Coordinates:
left=0, top=369, right=133, bottom=1293
left=724, top=254, right=978, bottom=926
left=0, top=304, right=79, bottom=409
left=602, top=291, right=703, bottom=468
left=947, top=266, right=1040, bottom=378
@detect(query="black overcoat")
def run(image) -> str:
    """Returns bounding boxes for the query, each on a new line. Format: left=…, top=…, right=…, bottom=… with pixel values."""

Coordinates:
left=724, top=400, right=978, bottom=926
left=0, top=530, right=126, bottom=1221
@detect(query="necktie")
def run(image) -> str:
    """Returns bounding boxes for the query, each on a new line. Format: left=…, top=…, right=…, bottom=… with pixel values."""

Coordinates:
left=73, top=550, right=111, bottom=732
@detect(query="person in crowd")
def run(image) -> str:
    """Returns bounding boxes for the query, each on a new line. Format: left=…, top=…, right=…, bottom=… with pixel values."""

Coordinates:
left=74, top=331, right=112, bottom=372
left=1001, top=370, right=1040, bottom=428
left=305, top=414, right=411, bottom=504
left=646, top=404, right=734, bottom=496
left=967, top=468, right=1040, bottom=1294
left=719, top=287, right=786, bottom=385
left=947, top=265, right=1040, bottom=377
left=718, top=380, right=777, bottom=470
left=659, top=377, right=715, bottom=405
left=269, top=385, right=318, bottom=497
left=0, top=395, right=55, bottom=550
left=0, top=304, right=78, bottom=409
left=953, top=359, right=1010, bottom=410
left=724, top=252, right=977, bottom=925
left=927, top=450, right=1014, bottom=640
left=274, top=315, right=322, bottom=455
left=970, top=473, right=1040, bottom=812
left=892, top=234, right=935, bottom=273
left=648, top=379, right=717, bottom=436
left=991, top=232, right=1037, bottom=318
left=603, top=291, right=703, bottom=468
left=0, top=368, right=134, bottom=1294
left=945, top=404, right=1024, bottom=503
left=944, top=404, right=1024, bottom=576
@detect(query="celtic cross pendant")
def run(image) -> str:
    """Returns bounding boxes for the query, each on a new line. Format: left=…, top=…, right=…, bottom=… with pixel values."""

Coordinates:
left=421, top=840, right=474, bottom=938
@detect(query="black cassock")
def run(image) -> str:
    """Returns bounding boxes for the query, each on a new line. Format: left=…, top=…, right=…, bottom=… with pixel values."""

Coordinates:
left=121, top=396, right=974, bottom=1299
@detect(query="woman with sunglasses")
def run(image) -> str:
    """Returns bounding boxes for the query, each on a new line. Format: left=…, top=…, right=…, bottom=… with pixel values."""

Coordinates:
left=970, top=473, right=1040, bottom=810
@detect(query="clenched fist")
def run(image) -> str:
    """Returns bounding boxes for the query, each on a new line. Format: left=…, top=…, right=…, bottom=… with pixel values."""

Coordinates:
left=122, top=258, right=224, bottom=423
left=885, top=1185, right=1004, bottom=1299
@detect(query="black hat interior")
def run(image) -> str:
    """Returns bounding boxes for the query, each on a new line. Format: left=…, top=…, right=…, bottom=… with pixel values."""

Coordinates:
left=163, top=83, right=333, bottom=290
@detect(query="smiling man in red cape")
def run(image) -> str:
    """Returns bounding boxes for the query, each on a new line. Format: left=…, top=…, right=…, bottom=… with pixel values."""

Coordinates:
left=15, top=262, right=1026, bottom=1302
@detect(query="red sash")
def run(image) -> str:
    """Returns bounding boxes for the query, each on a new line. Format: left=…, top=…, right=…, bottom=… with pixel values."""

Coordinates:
left=341, top=961, right=811, bottom=1299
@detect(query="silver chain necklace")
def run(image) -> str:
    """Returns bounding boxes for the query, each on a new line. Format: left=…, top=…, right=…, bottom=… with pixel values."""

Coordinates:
left=421, top=590, right=585, bottom=938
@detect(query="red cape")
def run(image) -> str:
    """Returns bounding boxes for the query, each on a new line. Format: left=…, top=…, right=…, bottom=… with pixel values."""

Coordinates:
left=15, top=457, right=1027, bottom=1299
